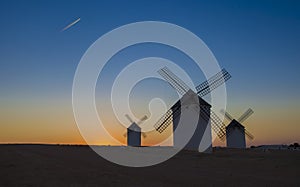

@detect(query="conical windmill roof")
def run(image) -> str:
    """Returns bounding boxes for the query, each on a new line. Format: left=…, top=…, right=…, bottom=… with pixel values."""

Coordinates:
left=128, top=123, right=141, bottom=132
left=171, top=89, right=211, bottom=110
left=226, top=119, right=245, bottom=130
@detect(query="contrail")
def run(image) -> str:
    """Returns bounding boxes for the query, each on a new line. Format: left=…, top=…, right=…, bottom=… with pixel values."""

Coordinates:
left=61, top=18, right=81, bottom=32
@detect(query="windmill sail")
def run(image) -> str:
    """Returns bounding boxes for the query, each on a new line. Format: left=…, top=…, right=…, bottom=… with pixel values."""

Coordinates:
left=220, top=109, right=234, bottom=121
left=223, top=108, right=255, bottom=141
left=238, top=108, right=254, bottom=123
left=155, top=67, right=231, bottom=139
left=141, top=132, right=147, bottom=138
left=154, top=105, right=181, bottom=133
left=245, top=129, right=254, bottom=140
left=137, top=115, right=148, bottom=125
left=125, top=114, right=134, bottom=123
left=201, top=106, right=226, bottom=141
left=196, top=69, right=231, bottom=97
left=158, top=67, right=190, bottom=96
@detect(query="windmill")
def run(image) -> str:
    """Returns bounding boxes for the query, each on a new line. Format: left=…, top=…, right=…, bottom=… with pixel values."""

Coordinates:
left=220, top=108, right=254, bottom=148
left=123, top=114, right=148, bottom=147
left=154, top=66, right=231, bottom=152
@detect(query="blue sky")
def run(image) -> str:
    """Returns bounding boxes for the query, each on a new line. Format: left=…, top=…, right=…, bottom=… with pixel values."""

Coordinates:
left=0, top=0, right=299, bottom=145
left=1, top=0, right=299, bottom=98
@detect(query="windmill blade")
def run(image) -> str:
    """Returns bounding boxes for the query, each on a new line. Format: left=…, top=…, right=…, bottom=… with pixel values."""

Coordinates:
left=245, top=129, right=254, bottom=140
left=140, top=115, right=148, bottom=122
left=201, top=106, right=226, bottom=141
left=238, top=108, right=254, bottom=123
left=142, top=132, right=147, bottom=138
left=154, top=105, right=181, bottom=133
left=196, top=69, right=231, bottom=97
left=158, top=67, right=191, bottom=96
left=138, top=116, right=148, bottom=138
left=220, top=109, right=234, bottom=121
left=125, top=114, right=134, bottom=124
left=137, top=115, right=148, bottom=125
left=160, top=67, right=191, bottom=93
left=210, top=110, right=227, bottom=141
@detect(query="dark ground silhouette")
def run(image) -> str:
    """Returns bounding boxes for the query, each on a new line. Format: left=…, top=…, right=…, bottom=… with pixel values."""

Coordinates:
left=0, top=144, right=299, bottom=187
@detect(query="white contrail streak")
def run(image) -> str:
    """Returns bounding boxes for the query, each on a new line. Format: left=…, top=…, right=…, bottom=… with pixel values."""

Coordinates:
left=61, top=18, right=81, bottom=32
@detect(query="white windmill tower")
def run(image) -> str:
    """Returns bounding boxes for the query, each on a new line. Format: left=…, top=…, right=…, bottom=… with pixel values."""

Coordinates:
left=124, top=114, right=147, bottom=147
left=221, top=109, right=254, bottom=148
left=154, top=67, right=231, bottom=152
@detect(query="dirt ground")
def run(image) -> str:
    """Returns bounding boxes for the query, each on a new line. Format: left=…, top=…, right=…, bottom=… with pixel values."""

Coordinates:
left=0, top=145, right=299, bottom=187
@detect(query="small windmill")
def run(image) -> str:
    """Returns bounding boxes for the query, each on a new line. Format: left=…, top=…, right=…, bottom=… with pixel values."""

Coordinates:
left=154, top=67, right=231, bottom=151
left=220, top=108, right=254, bottom=148
left=123, top=114, right=148, bottom=147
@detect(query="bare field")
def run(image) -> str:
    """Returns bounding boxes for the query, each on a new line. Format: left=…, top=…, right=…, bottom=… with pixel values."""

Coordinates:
left=0, top=145, right=299, bottom=187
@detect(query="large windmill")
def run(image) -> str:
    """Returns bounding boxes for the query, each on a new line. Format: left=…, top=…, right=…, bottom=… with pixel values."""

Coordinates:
left=124, top=114, right=148, bottom=147
left=154, top=67, right=231, bottom=152
left=220, top=108, right=254, bottom=148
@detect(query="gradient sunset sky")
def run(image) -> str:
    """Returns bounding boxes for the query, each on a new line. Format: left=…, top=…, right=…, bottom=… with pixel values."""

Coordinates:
left=0, top=0, right=299, bottom=146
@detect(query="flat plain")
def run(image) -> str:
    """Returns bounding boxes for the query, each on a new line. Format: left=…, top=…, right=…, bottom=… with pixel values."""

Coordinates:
left=0, top=145, right=299, bottom=187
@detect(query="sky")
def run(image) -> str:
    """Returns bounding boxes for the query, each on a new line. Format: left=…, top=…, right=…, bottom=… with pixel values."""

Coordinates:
left=0, top=0, right=299, bottom=146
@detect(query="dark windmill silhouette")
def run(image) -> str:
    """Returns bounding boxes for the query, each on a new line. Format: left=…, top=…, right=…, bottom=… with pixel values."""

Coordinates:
left=220, top=108, right=254, bottom=148
left=154, top=67, right=231, bottom=152
left=123, top=114, right=147, bottom=147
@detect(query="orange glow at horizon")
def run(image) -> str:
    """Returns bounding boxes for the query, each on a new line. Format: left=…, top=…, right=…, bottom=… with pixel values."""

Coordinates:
left=0, top=96, right=299, bottom=147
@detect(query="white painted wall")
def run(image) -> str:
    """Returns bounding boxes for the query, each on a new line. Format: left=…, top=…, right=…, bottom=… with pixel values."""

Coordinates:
left=127, top=123, right=141, bottom=147
left=172, top=91, right=212, bottom=153
left=226, top=127, right=246, bottom=148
